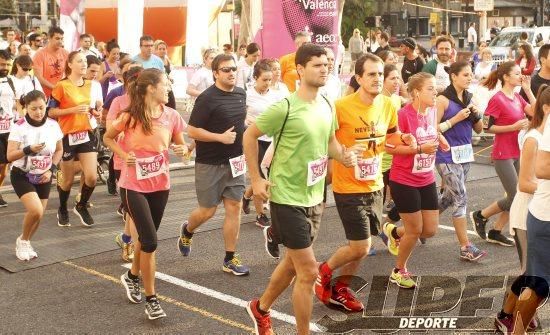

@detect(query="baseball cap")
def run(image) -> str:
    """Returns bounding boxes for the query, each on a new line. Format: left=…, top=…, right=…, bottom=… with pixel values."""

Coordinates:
left=400, top=37, right=417, bottom=50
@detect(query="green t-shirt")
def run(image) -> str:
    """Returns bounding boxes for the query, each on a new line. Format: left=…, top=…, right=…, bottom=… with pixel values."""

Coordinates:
left=381, top=94, right=402, bottom=172
left=256, top=92, right=336, bottom=207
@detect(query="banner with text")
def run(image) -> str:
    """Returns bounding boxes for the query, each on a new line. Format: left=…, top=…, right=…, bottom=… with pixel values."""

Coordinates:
left=256, top=0, right=340, bottom=59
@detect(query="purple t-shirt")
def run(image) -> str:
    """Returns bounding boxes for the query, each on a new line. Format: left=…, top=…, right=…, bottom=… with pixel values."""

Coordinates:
left=485, top=91, right=527, bottom=160
left=390, top=103, right=437, bottom=187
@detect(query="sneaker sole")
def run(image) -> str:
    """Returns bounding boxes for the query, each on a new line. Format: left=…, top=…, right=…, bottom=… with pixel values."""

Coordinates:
left=177, top=222, right=191, bottom=256
left=56, top=213, right=71, bottom=227
left=255, top=221, right=270, bottom=228
left=245, top=302, right=262, bottom=335
left=263, top=227, right=279, bottom=260
left=389, top=276, right=416, bottom=289
left=73, top=207, right=93, bottom=227
left=222, top=266, right=249, bottom=276
left=146, top=308, right=167, bottom=320
left=0, top=203, right=7, bottom=208
left=469, top=211, right=486, bottom=240
left=460, top=251, right=488, bottom=262
left=328, top=298, right=364, bottom=312
left=486, top=238, right=514, bottom=247
left=120, top=274, right=142, bottom=304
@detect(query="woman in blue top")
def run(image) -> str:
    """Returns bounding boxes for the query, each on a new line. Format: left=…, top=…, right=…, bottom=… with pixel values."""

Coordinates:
left=435, top=61, right=487, bottom=261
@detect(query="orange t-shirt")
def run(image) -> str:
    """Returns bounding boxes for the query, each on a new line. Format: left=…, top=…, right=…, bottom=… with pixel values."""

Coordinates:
left=280, top=52, right=298, bottom=93
left=32, top=47, right=69, bottom=97
left=51, top=79, right=99, bottom=135
left=332, top=93, right=398, bottom=194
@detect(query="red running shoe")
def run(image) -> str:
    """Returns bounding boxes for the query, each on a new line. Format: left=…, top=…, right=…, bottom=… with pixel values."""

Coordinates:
left=315, top=262, right=333, bottom=304
left=246, top=299, right=274, bottom=335
left=329, top=286, right=365, bottom=312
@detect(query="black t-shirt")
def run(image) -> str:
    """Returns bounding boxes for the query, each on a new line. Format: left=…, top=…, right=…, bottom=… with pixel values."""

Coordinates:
left=374, top=45, right=390, bottom=55
left=189, top=85, right=247, bottom=165
left=401, top=56, right=425, bottom=83
left=520, top=72, right=550, bottom=102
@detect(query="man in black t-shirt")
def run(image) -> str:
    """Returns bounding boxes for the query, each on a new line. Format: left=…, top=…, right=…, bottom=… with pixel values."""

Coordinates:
left=400, top=37, right=425, bottom=83
left=520, top=44, right=550, bottom=101
left=178, top=54, right=250, bottom=276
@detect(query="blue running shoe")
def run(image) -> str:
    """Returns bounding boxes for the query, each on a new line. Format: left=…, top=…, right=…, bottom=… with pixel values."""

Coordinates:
left=223, top=254, right=250, bottom=276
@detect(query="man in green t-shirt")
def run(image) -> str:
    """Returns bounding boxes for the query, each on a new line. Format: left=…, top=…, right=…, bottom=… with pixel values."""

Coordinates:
left=243, top=43, right=359, bottom=335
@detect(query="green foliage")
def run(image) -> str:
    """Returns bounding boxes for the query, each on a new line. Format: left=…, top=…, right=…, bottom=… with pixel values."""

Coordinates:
left=341, top=0, right=376, bottom=47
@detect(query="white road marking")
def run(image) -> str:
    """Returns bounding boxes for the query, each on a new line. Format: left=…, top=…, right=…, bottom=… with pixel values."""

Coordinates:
left=122, top=264, right=325, bottom=332
left=438, top=224, right=478, bottom=236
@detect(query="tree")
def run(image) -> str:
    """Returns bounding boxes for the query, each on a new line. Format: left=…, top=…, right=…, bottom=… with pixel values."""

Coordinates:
left=0, top=0, right=16, bottom=21
left=340, top=0, right=376, bottom=47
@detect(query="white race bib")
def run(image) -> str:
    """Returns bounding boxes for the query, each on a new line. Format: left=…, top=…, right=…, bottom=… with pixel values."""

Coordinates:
left=450, top=144, right=474, bottom=164
left=354, top=156, right=380, bottom=181
left=307, top=155, right=328, bottom=186
left=135, top=154, right=167, bottom=180
left=68, top=131, right=90, bottom=146
left=29, top=155, right=52, bottom=175
left=412, top=153, right=435, bottom=173
left=229, top=155, right=247, bottom=178
left=0, top=117, right=10, bottom=131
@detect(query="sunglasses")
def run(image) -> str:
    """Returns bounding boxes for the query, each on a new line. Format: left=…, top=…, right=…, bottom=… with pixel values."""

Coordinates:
left=219, top=66, right=237, bottom=73
left=22, top=67, right=31, bottom=71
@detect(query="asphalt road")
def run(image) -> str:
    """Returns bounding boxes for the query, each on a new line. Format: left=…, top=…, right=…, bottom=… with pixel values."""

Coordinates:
left=1, top=159, right=548, bottom=334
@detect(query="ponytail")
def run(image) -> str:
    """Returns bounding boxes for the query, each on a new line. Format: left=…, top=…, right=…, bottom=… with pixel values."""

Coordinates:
left=482, top=61, right=517, bottom=91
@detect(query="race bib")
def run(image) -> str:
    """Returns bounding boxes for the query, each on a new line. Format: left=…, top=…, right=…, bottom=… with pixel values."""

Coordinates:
left=354, top=156, right=380, bottom=181
left=0, top=118, right=10, bottom=131
left=68, top=131, right=90, bottom=146
left=413, top=154, right=435, bottom=173
left=29, top=155, right=52, bottom=175
left=307, top=155, right=328, bottom=186
left=451, top=144, right=474, bottom=164
left=229, top=155, right=247, bottom=178
left=135, top=154, right=167, bottom=180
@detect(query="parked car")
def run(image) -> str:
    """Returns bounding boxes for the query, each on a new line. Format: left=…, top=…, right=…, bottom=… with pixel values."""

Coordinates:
left=486, top=26, right=550, bottom=64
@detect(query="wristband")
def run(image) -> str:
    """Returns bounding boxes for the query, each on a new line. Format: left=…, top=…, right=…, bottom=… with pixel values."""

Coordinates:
left=50, top=164, right=58, bottom=174
left=23, top=146, right=32, bottom=155
left=417, top=144, right=422, bottom=154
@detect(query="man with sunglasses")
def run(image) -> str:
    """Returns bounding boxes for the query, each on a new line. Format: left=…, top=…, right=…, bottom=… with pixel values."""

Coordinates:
left=28, top=33, right=43, bottom=58
left=315, top=53, right=416, bottom=312
left=133, top=35, right=164, bottom=71
left=178, top=54, right=250, bottom=276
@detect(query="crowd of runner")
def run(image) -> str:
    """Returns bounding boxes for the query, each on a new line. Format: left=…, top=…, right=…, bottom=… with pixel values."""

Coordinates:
left=0, top=26, right=549, bottom=334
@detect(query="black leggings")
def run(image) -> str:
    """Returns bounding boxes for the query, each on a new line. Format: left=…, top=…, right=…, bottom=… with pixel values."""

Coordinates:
left=121, top=188, right=169, bottom=253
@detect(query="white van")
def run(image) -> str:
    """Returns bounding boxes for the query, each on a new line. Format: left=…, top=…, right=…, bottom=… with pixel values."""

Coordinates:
left=486, top=26, right=550, bottom=64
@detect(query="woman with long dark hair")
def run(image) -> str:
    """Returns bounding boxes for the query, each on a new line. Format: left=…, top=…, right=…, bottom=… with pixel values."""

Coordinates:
left=515, top=43, right=536, bottom=76
left=104, top=68, right=188, bottom=320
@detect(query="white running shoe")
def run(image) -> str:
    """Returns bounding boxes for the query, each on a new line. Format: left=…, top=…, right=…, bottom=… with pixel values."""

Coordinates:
left=15, top=236, right=30, bottom=261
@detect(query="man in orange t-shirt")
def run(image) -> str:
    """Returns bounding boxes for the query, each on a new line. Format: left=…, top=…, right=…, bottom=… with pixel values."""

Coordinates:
left=33, top=27, right=69, bottom=98
left=279, top=31, right=311, bottom=92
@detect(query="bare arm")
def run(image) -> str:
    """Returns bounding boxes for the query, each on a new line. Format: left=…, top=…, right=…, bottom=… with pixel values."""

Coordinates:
left=33, top=66, right=54, bottom=90
left=535, top=149, right=550, bottom=180
left=186, top=84, right=203, bottom=98
left=518, top=137, right=539, bottom=194
left=187, top=125, right=234, bottom=143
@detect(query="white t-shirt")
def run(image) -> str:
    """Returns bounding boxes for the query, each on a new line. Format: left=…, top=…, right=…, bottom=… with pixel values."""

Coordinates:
left=510, top=128, right=542, bottom=233
left=270, top=82, right=290, bottom=102
left=467, top=26, right=477, bottom=43
left=474, top=62, right=494, bottom=81
left=88, top=80, right=103, bottom=130
left=320, top=74, right=341, bottom=102
left=435, top=62, right=451, bottom=93
left=529, top=117, right=550, bottom=221
left=8, top=118, right=63, bottom=173
left=10, top=75, right=44, bottom=99
left=0, top=78, right=17, bottom=134
left=236, top=58, right=254, bottom=90
left=189, top=66, right=214, bottom=97
left=246, top=88, right=279, bottom=142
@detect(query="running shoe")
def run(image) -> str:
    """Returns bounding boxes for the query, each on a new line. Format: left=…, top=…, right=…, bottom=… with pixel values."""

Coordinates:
left=368, top=246, right=376, bottom=256
left=255, top=213, right=271, bottom=228
left=73, top=204, right=94, bottom=227
left=27, top=241, right=38, bottom=259
left=115, top=233, right=134, bottom=262
left=383, top=200, right=395, bottom=213
left=470, top=210, right=488, bottom=240
left=487, top=230, right=515, bottom=247
left=315, top=262, right=332, bottom=304
left=15, top=236, right=30, bottom=261
left=460, top=244, right=487, bottom=261
left=0, top=194, right=7, bottom=207
left=57, top=207, right=70, bottom=227
left=389, top=268, right=416, bottom=289
left=242, top=196, right=251, bottom=215
left=528, top=317, right=539, bottom=331
left=145, top=296, right=166, bottom=320
left=263, top=226, right=280, bottom=259
left=121, top=271, right=142, bottom=303
left=116, top=204, right=124, bottom=217
left=378, top=231, right=388, bottom=247
left=223, top=254, right=250, bottom=276
left=107, top=177, right=118, bottom=196
left=494, top=314, right=514, bottom=333
left=246, top=299, right=274, bottom=335
left=74, top=193, right=93, bottom=207
left=177, top=221, right=192, bottom=256
left=329, top=286, right=364, bottom=312
left=383, top=222, right=399, bottom=256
